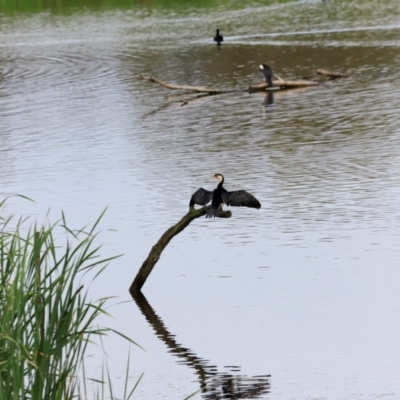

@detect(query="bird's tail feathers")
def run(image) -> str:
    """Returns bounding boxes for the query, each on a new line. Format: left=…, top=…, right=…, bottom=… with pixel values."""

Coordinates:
left=205, top=207, right=221, bottom=218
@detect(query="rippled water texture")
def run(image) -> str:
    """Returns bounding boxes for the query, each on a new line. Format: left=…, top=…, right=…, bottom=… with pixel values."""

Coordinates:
left=1, top=0, right=400, bottom=398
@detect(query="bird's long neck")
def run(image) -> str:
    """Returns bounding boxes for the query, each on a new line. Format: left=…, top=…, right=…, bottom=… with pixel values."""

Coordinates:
left=217, top=176, right=224, bottom=189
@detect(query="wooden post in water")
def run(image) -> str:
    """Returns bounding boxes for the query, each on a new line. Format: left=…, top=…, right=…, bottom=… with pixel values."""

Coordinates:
left=129, top=207, right=232, bottom=293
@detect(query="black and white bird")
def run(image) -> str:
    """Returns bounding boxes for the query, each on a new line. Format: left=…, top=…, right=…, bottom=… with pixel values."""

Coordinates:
left=213, top=29, right=223, bottom=45
left=259, top=64, right=274, bottom=87
left=190, top=174, right=261, bottom=218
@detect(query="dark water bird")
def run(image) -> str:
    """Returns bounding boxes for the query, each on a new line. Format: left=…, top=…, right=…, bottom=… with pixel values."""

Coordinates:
left=190, top=174, right=261, bottom=218
left=259, top=64, right=274, bottom=87
left=213, top=29, right=223, bottom=45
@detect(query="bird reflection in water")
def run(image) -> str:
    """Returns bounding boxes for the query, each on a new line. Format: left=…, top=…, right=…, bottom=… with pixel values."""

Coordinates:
left=263, top=92, right=274, bottom=108
left=132, top=291, right=271, bottom=399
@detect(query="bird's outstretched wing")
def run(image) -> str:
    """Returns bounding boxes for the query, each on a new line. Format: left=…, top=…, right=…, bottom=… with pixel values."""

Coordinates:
left=222, top=190, right=261, bottom=209
left=190, top=188, right=213, bottom=208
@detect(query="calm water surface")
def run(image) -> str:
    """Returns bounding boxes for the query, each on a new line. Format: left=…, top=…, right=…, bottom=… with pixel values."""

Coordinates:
left=1, top=0, right=400, bottom=398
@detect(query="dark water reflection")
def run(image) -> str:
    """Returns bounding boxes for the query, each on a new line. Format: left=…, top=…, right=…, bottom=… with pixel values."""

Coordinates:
left=133, top=291, right=270, bottom=399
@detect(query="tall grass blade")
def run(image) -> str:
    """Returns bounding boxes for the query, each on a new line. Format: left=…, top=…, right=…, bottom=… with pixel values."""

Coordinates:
left=0, top=198, right=142, bottom=400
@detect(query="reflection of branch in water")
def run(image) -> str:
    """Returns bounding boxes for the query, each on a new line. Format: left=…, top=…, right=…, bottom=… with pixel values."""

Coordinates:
left=142, top=93, right=214, bottom=118
left=132, top=290, right=210, bottom=386
left=141, top=99, right=177, bottom=118
left=132, top=291, right=270, bottom=399
left=170, top=93, right=213, bottom=107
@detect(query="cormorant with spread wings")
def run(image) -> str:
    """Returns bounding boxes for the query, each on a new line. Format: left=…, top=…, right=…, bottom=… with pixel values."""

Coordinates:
left=190, top=174, right=261, bottom=218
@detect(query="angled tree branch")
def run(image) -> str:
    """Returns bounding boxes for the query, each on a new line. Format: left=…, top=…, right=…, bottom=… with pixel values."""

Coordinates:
left=129, top=207, right=232, bottom=293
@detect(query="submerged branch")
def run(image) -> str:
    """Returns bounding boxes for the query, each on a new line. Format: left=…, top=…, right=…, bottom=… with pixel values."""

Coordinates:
left=317, top=69, right=349, bottom=78
left=139, top=73, right=323, bottom=96
left=129, top=207, right=231, bottom=293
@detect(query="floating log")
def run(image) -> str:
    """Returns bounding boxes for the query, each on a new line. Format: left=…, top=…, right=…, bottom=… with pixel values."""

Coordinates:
left=138, top=74, right=246, bottom=94
left=317, top=69, right=348, bottom=78
left=129, top=206, right=231, bottom=293
left=248, top=79, right=319, bottom=92
left=138, top=70, right=322, bottom=95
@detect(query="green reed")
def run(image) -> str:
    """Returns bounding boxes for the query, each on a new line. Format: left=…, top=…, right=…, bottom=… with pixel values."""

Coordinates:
left=0, top=199, right=138, bottom=400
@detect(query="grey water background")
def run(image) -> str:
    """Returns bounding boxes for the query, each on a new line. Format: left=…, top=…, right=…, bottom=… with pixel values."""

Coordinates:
left=1, top=0, right=400, bottom=398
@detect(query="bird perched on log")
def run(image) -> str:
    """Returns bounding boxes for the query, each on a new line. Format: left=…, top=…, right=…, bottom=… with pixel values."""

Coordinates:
left=190, top=174, right=261, bottom=218
left=213, top=29, right=223, bottom=46
left=259, top=64, right=274, bottom=87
